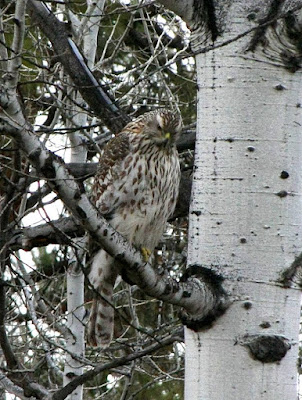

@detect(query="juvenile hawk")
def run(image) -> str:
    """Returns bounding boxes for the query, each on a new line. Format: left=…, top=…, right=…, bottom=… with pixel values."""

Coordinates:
left=88, top=109, right=182, bottom=347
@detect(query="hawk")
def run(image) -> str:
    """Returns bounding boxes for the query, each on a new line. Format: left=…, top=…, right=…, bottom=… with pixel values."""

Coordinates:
left=88, top=109, right=182, bottom=347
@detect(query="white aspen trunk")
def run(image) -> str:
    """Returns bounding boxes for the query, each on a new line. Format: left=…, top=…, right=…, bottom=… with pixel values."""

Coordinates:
left=81, top=0, right=105, bottom=68
left=63, top=77, right=87, bottom=400
left=63, top=2, right=105, bottom=398
left=63, top=238, right=86, bottom=400
left=184, top=3, right=302, bottom=400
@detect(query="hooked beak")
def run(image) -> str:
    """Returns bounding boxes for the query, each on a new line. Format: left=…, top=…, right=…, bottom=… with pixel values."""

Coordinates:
left=159, top=131, right=172, bottom=148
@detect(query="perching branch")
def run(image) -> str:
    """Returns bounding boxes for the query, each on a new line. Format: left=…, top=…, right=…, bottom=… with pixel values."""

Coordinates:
left=7, top=165, right=191, bottom=251
left=1, top=118, right=226, bottom=328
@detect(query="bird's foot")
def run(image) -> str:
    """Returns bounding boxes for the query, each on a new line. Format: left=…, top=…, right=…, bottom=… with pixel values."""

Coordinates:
left=141, top=247, right=152, bottom=262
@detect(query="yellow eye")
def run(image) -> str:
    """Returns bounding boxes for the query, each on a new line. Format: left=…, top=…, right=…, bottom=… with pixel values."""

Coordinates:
left=164, top=132, right=171, bottom=140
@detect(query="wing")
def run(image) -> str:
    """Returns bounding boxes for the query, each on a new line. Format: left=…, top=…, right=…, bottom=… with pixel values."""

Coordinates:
left=92, top=132, right=131, bottom=216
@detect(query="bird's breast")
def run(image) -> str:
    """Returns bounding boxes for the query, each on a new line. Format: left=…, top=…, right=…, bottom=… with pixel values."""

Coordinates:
left=110, top=146, right=180, bottom=249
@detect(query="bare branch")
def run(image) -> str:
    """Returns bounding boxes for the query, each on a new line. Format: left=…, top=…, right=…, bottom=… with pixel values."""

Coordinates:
left=0, top=282, right=49, bottom=399
left=0, top=371, right=28, bottom=400
left=9, top=217, right=84, bottom=250
left=51, top=329, right=183, bottom=400
left=27, top=0, right=130, bottom=133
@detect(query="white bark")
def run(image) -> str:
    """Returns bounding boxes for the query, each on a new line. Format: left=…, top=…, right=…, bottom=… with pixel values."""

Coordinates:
left=62, top=2, right=105, bottom=398
left=7, top=0, right=27, bottom=87
left=63, top=239, right=86, bottom=400
left=80, top=0, right=105, bottom=68
left=185, top=2, right=302, bottom=399
left=63, top=90, right=87, bottom=400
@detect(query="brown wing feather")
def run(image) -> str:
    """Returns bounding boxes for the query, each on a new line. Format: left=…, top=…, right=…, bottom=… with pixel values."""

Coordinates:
left=92, top=132, right=131, bottom=215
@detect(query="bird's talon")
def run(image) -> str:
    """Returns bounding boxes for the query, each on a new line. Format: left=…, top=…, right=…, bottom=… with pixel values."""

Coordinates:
left=141, top=247, right=151, bottom=262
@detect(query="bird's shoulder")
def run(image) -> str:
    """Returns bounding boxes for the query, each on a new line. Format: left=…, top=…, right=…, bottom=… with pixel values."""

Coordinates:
left=95, top=132, right=132, bottom=181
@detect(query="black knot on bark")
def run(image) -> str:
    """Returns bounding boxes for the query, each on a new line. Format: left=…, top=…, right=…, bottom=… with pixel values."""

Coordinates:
left=179, top=265, right=228, bottom=331
left=180, top=264, right=224, bottom=288
left=240, top=334, right=291, bottom=363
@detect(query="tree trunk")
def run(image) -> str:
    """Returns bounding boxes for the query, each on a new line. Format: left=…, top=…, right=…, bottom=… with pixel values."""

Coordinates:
left=185, top=1, right=302, bottom=399
left=63, top=2, right=105, bottom=398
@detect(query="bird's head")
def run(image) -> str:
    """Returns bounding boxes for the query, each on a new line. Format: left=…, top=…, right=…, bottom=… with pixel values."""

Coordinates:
left=143, top=109, right=182, bottom=146
left=126, top=109, right=182, bottom=147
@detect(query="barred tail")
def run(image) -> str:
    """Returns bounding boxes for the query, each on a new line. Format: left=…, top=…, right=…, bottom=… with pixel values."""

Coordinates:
left=87, top=249, right=118, bottom=347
